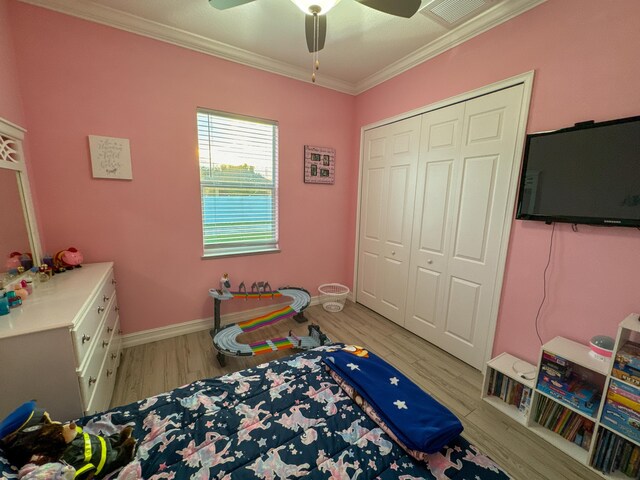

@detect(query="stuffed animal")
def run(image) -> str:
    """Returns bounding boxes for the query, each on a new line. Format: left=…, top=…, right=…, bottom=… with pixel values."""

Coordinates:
left=53, top=248, right=84, bottom=273
left=0, top=402, right=135, bottom=480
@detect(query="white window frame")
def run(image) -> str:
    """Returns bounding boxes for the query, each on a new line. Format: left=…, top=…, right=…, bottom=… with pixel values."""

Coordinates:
left=197, top=109, right=279, bottom=258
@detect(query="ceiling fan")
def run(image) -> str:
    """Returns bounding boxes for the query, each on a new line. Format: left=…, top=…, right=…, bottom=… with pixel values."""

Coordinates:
left=209, top=0, right=422, bottom=82
left=208, top=1, right=421, bottom=53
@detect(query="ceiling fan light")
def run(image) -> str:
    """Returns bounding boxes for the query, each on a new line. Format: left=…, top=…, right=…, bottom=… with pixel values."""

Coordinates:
left=291, top=0, right=341, bottom=15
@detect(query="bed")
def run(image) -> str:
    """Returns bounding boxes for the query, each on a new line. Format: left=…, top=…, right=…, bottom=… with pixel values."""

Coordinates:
left=0, top=346, right=510, bottom=479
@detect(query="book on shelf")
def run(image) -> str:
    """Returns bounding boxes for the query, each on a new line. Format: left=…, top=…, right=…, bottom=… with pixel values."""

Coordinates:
left=486, top=369, right=532, bottom=412
left=592, top=428, right=640, bottom=476
left=533, top=395, right=594, bottom=449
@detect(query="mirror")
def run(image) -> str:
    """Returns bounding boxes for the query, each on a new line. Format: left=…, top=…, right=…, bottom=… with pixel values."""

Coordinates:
left=0, top=117, right=41, bottom=283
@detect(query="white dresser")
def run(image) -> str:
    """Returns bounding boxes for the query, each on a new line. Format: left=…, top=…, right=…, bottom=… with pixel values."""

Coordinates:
left=0, top=263, right=123, bottom=421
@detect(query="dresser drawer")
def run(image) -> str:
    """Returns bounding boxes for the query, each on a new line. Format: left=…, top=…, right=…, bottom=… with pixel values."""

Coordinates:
left=72, top=270, right=116, bottom=365
left=85, top=320, right=120, bottom=415
left=77, top=323, right=112, bottom=406
left=99, top=296, right=119, bottom=352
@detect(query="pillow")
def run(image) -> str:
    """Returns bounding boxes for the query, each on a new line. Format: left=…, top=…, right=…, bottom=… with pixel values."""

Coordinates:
left=323, top=346, right=463, bottom=455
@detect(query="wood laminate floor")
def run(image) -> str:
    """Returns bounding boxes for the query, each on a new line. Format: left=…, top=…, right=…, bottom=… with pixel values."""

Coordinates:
left=111, top=301, right=600, bottom=480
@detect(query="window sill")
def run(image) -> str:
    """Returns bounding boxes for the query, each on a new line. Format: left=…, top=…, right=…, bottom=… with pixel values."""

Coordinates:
left=202, top=246, right=281, bottom=259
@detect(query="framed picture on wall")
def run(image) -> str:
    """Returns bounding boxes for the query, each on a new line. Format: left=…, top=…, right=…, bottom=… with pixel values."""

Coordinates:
left=304, top=145, right=335, bottom=184
left=88, top=135, right=133, bottom=180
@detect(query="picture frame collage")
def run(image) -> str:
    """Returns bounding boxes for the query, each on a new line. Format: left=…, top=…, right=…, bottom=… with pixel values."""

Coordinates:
left=304, top=145, right=335, bottom=184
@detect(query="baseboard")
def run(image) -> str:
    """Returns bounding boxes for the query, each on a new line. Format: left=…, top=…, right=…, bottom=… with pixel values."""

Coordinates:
left=122, top=295, right=322, bottom=349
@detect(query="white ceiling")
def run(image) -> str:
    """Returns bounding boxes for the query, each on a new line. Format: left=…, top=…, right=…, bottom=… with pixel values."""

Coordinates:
left=19, top=0, right=545, bottom=94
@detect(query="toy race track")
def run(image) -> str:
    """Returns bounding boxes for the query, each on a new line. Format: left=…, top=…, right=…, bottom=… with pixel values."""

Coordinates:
left=209, top=283, right=330, bottom=366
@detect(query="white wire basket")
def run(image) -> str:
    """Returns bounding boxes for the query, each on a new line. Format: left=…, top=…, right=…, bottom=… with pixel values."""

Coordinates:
left=318, top=283, right=350, bottom=312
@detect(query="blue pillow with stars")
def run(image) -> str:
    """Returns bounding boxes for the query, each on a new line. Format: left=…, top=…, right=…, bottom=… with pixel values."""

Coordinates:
left=323, top=346, right=463, bottom=454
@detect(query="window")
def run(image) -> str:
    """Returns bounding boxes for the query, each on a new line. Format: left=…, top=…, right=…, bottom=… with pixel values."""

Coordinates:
left=197, top=109, right=278, bottom=256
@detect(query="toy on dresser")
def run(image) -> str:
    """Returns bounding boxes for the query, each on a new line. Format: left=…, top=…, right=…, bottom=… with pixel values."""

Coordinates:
left=0, top=401, right=135, bottom=480
left=53, top=248, right=83, bottom=274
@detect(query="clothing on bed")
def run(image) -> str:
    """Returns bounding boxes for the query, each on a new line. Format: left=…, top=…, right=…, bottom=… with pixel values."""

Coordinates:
left=0, top=347, right=509, bottom=480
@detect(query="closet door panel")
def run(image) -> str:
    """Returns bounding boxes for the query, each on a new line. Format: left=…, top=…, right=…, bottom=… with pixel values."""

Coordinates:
left=406, top=103, right=465, bottom=336
left=411, top=267, right=440, bottom=328
left=438, top=85, right=525, bottom=369
left=444, top=277, right=480, bottom=344
left=453, top=155, right=497, bottom=263
left=357, top=116, right=421, bottom=325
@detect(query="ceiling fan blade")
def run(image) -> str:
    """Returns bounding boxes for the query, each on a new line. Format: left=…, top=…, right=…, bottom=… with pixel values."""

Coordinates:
left=356, top=0, right=421, bottom=18
left=208, top=0, right=256, bottom=10
left=305, top=14, right=327, bottom=53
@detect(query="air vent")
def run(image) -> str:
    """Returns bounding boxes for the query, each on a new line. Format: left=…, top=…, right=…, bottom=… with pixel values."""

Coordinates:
left=420, top=0, right=498, bottom=28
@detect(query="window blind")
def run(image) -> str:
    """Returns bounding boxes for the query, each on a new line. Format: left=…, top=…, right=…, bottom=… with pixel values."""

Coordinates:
left=197, top=110, right=278, bottom=254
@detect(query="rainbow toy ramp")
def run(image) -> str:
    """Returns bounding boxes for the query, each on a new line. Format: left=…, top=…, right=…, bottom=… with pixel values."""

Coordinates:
left=210, top=287, right=330, bottom=365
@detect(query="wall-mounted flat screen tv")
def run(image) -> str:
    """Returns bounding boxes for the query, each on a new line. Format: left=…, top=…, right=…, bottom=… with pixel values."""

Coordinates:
left=516, top=115, right=640, bottom=227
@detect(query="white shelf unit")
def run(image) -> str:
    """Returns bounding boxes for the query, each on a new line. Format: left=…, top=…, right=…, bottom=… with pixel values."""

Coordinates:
left=529, top=336, right=604, bottom=464
left=482, top=313, right=640, bottom=479
left=590, top=313, right=640, bottom=477
left=482, top=352, right=535, bottom=426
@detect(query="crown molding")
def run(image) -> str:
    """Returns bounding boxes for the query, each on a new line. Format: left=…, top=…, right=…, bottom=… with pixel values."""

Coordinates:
left=17, top=0, right=544, bottom=96
left=17, top=0, right=357, bottom=95
left=353, top=0, right=547, bottom=94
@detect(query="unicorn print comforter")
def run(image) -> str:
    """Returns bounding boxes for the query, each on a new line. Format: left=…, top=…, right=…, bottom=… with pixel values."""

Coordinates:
left=0, top=347, right=510, bottom=479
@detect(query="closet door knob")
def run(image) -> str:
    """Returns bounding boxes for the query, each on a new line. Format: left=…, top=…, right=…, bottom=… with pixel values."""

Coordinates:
left=106, top=369, right=113, bottom=377
left=102, top=340, right=109, bottom=348
left=88, top=377, right=97, bottom=386
left=111, top=353, right=117, bottom=360
left=111, top=279, right=117, bottom=285
left=82, top=334, right=91, bottom=344
left=103, top=295, right=110, bottom=302
left=97, top=306, right=105, bottom=314
left=115, top=306, right=120, bottom=313
left=107, top=326, right=114, bottom=333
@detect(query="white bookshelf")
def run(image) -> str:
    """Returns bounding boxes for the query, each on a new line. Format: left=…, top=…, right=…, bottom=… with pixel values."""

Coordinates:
left=482, top=352, right=535, bottom=426
left=529, top=423, right=590, bottom=464
left=483, top=313, right=640, bottom=479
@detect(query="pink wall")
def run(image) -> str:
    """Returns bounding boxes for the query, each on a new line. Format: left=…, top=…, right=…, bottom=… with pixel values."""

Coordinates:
left=355, top=0, right=640, bottom=364
left=6, top=0, right=640, bottom=366
left=0, top=0, right=24, bottom=125
left=9, top=2, right=356, bottom=333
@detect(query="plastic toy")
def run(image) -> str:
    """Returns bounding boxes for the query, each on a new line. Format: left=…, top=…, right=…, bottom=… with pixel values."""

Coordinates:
left=209, top=274, right=330, bottom=366
left=0, top=401, right=135, bottom=479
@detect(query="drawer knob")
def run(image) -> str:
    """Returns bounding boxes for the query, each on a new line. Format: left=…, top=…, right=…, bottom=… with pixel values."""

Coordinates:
left=115, top=306, right=120, bottom=313
left=111, top=353, right=117, bottom=360
left=107, top=326, right=114, bottom=333
left=106, top=369, right=113, bottom=377
left=102, top=340, right=109, bottom=348
left=103, top=295, right=110, bottom=302
left=97, top=306, right=105, bottom=314
left=88, top=376, right=97, bottom=386
left=111, top=279, right=117, bottom=285
left=82, top=334, right=91, bottom=344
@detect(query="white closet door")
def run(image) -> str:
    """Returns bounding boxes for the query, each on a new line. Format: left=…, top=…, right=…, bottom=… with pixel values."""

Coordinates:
left=405, top=102, right=465, bottom=341
left=406, top=85, right=525, bottom=369
left=357, top=116, right=421, bottom=325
